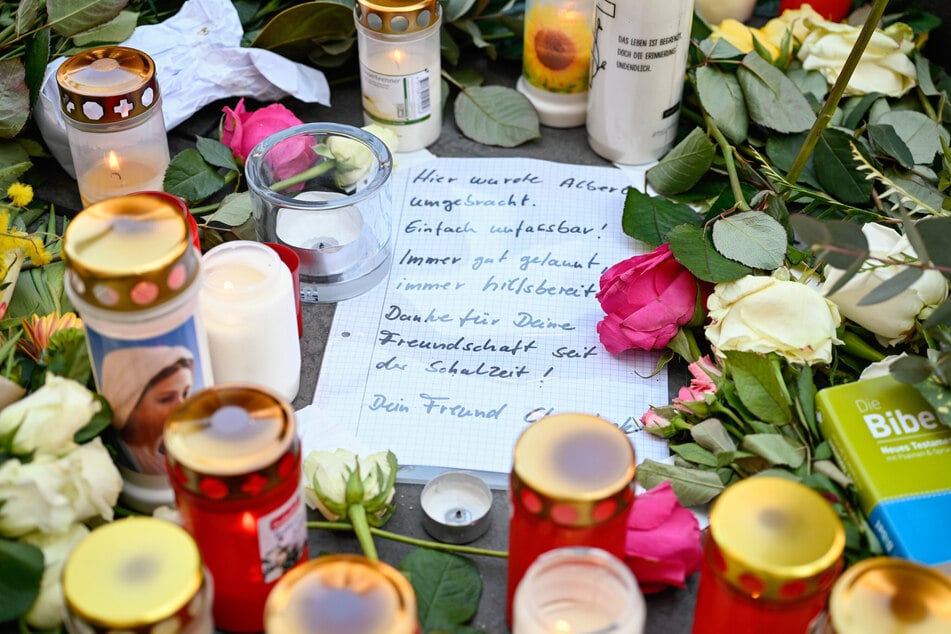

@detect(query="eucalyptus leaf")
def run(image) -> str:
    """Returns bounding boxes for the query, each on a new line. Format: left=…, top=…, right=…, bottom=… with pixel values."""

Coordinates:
left=667, top=224, right=752, bottom=283
left=46, top=0, right=127, bottom=38
left=814, top=128, right=874, bottom=205
left=874, top=110, right=949, bottom=165
left=645, top=127, right=715, bottom=195
left=690, top=418, right=737, bottom=454
left=857, top=266, right=923, bottom=305
left=620, top=189, right=702, bottom=247
left=0, top=59, right=30, bottom=139
left=250, top=1, right=356, bottom=66
left=453, top=86, right=540, bottom=148
left=164, top=148, right=227, bottom=204
left=915, top=216, right=951, bottom=271
left=923, top=296, right=951, bottom=329
left=867, top=123, right=915, bottom=169
left=741, top=433, right=805, bottom=468
left=696, top=66, right=747, bottom=144
left=711, top=211, right=787, bottom=270
left=737, top=53, right=816, bottom=134
left=786, top=67, right=828, bottom=103
left=724, top=350, right=791, bottom=425
left=635, top=459, right=725, bottom=507
left=890, top=354, right=935, bottom=384
left=399, top=549, right=481, bottom=629
left=789, top=215, right=868, bottom=271
left=0, top=538, right=43, bottom=622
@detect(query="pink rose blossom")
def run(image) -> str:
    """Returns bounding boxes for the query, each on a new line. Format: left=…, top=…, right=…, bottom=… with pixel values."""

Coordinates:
left=596, top=244, right=705, bottom=353
left=220, top=98, right=304, bottom=163
left=640, top=409, right=672, bottom=431
left=625, top=480, right=703, bottom=593
left=674, top=355, right=720, bottom=406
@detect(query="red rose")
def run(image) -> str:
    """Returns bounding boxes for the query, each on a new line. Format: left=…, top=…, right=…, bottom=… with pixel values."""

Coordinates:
left=220, top=98, right=304, bottom=163
left=596, top=244, right=703, bottom=353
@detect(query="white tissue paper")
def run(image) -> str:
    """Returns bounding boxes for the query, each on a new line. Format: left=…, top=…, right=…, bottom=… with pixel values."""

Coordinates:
left=36, top=0, right=332, bottom=177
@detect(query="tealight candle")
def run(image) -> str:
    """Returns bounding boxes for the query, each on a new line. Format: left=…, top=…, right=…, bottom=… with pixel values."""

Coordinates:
left=421, top=471, right=493, bottom=544
left=199, top=240, right=301, bottom=402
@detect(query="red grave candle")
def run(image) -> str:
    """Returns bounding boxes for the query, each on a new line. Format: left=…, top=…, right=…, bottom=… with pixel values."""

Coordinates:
left=164, top=384, right=309, bottom=633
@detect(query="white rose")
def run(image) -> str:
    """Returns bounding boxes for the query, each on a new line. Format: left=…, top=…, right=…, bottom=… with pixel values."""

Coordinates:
left=797, top=19, right=917, bottom=97
left=0, top=375, right=101, bottom=456
left=705, top=275, right=842, bottom=365
left=21, top=523, right=90, bottom=630
left=0, top=438, right=121, bottom=537
left=302, top=448, right=397, bottom=526
left=327, top=125, right=399, bottom=190
left=859, top=353, right=909, bottom=381
left=822, top=223, right=948, bottom=346
left=694, top=0, right=756, bottom=25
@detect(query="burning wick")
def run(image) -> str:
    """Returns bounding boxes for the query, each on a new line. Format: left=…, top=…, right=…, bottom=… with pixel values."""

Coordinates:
left=389, top=49, right=404, bottom=70
left=107, top=151, right=124, bottom=185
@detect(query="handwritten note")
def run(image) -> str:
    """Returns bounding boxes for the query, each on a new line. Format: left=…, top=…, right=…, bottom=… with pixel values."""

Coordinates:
left=310, top=157, right=670, bottom=484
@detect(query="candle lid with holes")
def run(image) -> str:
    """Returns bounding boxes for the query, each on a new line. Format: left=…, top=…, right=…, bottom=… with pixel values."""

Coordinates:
left=164, top=384, right=298, bottom=500
left=708, top=476, right=845, bottom=601
left=63, top=193, right=198, bottom=312
left=355, top=0, right=440, bottom=34
left=56, top=46, right=160, bottom=126
left=62, top=517, right=208, bottom=631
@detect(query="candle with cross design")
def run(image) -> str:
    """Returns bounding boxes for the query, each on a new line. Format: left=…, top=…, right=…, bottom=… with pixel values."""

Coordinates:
left=56, top=46, right=170, bottom=205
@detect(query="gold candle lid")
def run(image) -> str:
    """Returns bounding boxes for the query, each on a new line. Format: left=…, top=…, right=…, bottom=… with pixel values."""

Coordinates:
left=164, top=384, right=298, bottom=499
left=63, top=193, right=198, bottom=312
left=56, top=46, right=160, bottom=125
left=828, top=557, right=951, bottom=633
left=62, top=517, right=205, bottom=631
left=355, top=0, right=440, bottom=34
left=512, top=413, right=635, bottom=527
left=265, top=554, right=418, bottom=634
left=709, top=476, right=845, bottom=601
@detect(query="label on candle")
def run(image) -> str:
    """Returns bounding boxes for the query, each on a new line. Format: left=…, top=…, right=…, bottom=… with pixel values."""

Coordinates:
left=522, top=0, right=594, bottom=94
left=258, top=491, right=308, bottom=582
left=360, top=67, right=433, bottom=124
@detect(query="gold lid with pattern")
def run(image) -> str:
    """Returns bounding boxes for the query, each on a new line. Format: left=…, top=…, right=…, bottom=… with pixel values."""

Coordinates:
left=165, top=384, right=298, bottom=500
left=56, top=46, right=160, bottom=125
left=63, top=193, right=198, bottom=312
left=62, top=517, right=206, bottom=632
left=828, top=557, right=951, bottom=633
left=355, top=0, right=440, bottom=34
left=708, top=476, right=845, bottom=602
left=512, top=413, right=635, bottom=527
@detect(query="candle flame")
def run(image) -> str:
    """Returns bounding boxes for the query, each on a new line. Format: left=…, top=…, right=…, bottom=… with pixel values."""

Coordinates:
left=106, top=151, right=124, bottom=184
left=553, top=619, right=573, bottom=633
left=389, top=49, right=404, bottom=67
left=241, top=512, right=256, bottom=533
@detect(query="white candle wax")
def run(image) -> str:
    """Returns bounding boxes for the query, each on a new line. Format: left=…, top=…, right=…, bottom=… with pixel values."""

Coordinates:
left=78, top=151, right=167, bottom=205
left=200, top=241, right=301, bottom=402
left=361, top=48, right=441, bottom=151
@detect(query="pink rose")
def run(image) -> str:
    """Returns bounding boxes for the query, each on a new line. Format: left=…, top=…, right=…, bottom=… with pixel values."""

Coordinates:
left=674, top=355, right=720, bottom=406
left=625, top=481, right=703, bottom=593
left=596, top=244, right=704, bottom=353
left=220, top=98, right=304, bottom=163
left=640, top=409, right=672, bottom=431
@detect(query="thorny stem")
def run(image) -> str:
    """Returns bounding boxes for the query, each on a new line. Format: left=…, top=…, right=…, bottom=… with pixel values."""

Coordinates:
left=308, top=521, right=508, bottom=558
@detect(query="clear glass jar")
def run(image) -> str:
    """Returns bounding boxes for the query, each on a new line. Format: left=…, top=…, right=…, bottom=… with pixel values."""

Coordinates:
left=355, top=0, right=442, bottom=151
left=56, top=46, right=170, bottom=205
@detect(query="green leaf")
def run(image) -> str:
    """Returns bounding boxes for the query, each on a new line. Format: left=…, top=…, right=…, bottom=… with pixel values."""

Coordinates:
left=0, top=60, right=30, bottom=139
left=741, top=433, right=806, bottom=468
left=711, top=211, right=787, bottom=270
left=724, top=350, right=791, bottom=425
left=765, top=132, right=820, bottom=190
left=16, top=0, right=43, bottom=35
left=873, top=110, right=949, bottom=165
left=71, top=9, right=138, bottom=45
left=453, top=86, right=540, bottom=148
left=645, top=127, right=715, bottom=195
left=164, top=149, right=226, bottom=204
left=24, top=27, right=50, bottom=107
left=915, top=216, right=951, bottom=274
left=46, top=0, right=127, bottom=38
left=789, top=215, right=868, bottom=271
left=207, top=192, right=254, bottom=227
left=43, top=328, right=92, bottom=389
left=399, top=549, right=481, bottom=629
left=0, top=141, right=33, bottom=192
left=634, top=459, right=725, bottom=507
left=911, top=377, right=951, bottom=427
left=667, top=224, right=752, bottom=283
left=697, top=66, right=748, bottom=145
left=890, top=354, right=935, bottom=384
left=197, top=137, right=239, bottom=171
left=814, top=128, right=874, bottom=205
left=670, top=442, right=719, bottom=467
left=690, top=418, right=737, bottom=454
left=867, top=123, right=915, bottom=169
left=443, top=0, right=479, bottom=21
left=0, top=538, right=43, bottom=622
left=75, top=394, right=113, bottom=443
left=250, top=1, right=356, bottom=66
left=737, top=53, right=816, bottom=134
left=620, top=189, right=702, bottom=247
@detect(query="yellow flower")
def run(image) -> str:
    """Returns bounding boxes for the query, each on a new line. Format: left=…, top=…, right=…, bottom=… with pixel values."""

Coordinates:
left=710, top=19, right=781, bottom=59
left=522, top=1, right=592, bottom=93
left=0, top=211, right=53, bottom=279
left=6, top=182, right=33, bottom=207
left=17, top=312, right=84, bottom=363
left=761, top=4, right=825, bottom=49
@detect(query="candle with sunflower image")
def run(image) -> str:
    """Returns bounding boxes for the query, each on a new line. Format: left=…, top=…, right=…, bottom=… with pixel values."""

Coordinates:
left=516, top=0, right=596, bottom=128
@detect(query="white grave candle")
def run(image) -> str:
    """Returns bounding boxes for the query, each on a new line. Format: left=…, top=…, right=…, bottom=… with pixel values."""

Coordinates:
left=79, top=150, right=167, bottom=206
left=200, top=241, right=301, bottom=402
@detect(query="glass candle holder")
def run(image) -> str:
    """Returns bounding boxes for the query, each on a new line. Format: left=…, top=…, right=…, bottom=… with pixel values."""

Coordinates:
left=164, top=384, right=309, bottom=633
left=245, top=123, right=394, bottom=303
left=264, top=554, right=419, bottom=634
left=691, top=476, right=846, bottom=634
left=513, top=547, right=646, bottom=634
left=355, top=0, right=442, bottom=151
left=506, top=412, right=636, bottom=626
left=516, top=0, right=596, bottom=128
left=56, top=46, right=170, bottom=205
left=62, top=517, right=214, bottom=634
left=199, top=240, right=301, bottom=402
left=62, top=193, right=213, bottom=513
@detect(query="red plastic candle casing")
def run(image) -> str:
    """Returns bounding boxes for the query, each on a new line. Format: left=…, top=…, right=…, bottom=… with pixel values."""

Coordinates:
left=691, top=477, right=845, bottom=634
left=505, top=413, right=636, bottom=626
left=165, top=384, right=310, bottom=633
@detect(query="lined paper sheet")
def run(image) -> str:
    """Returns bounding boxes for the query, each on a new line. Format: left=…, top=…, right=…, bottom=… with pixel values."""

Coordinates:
left=309, top=157, right=670, bottom=486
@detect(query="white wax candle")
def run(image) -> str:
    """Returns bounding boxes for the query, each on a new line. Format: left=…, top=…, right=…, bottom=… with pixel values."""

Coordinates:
left=200, top=241, right=301, bottom=402
left=361, top=49, right=441, bottom=151
left=78, top=151, right=166, bottom=205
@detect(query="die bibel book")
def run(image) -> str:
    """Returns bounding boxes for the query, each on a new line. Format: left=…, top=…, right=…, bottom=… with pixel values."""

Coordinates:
left=816, top=374, right=951, bottom=567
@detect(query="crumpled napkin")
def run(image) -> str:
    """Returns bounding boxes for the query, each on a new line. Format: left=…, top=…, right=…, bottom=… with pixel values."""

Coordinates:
left=35, top=0, right=331, bottom=177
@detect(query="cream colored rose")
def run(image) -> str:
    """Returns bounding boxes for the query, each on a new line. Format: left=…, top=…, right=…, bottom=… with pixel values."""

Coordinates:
left=694, top=0, right=756, bottom=25
left=705, top=275, right=842, bottom=365
left=302, top=448, right=397, bottom=526
left=822, top=223, right=947, bottom=346
left=0, top=375, right=101, bottom=456
left=0, top=438, right=121, bottom=537
left=327, top=124, right=399, bottom=190
left=797, top=19, right=917, bottom=97
left=761, top=4, right=825, bottom=48
left=21, top=523, right=90, bottom=630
